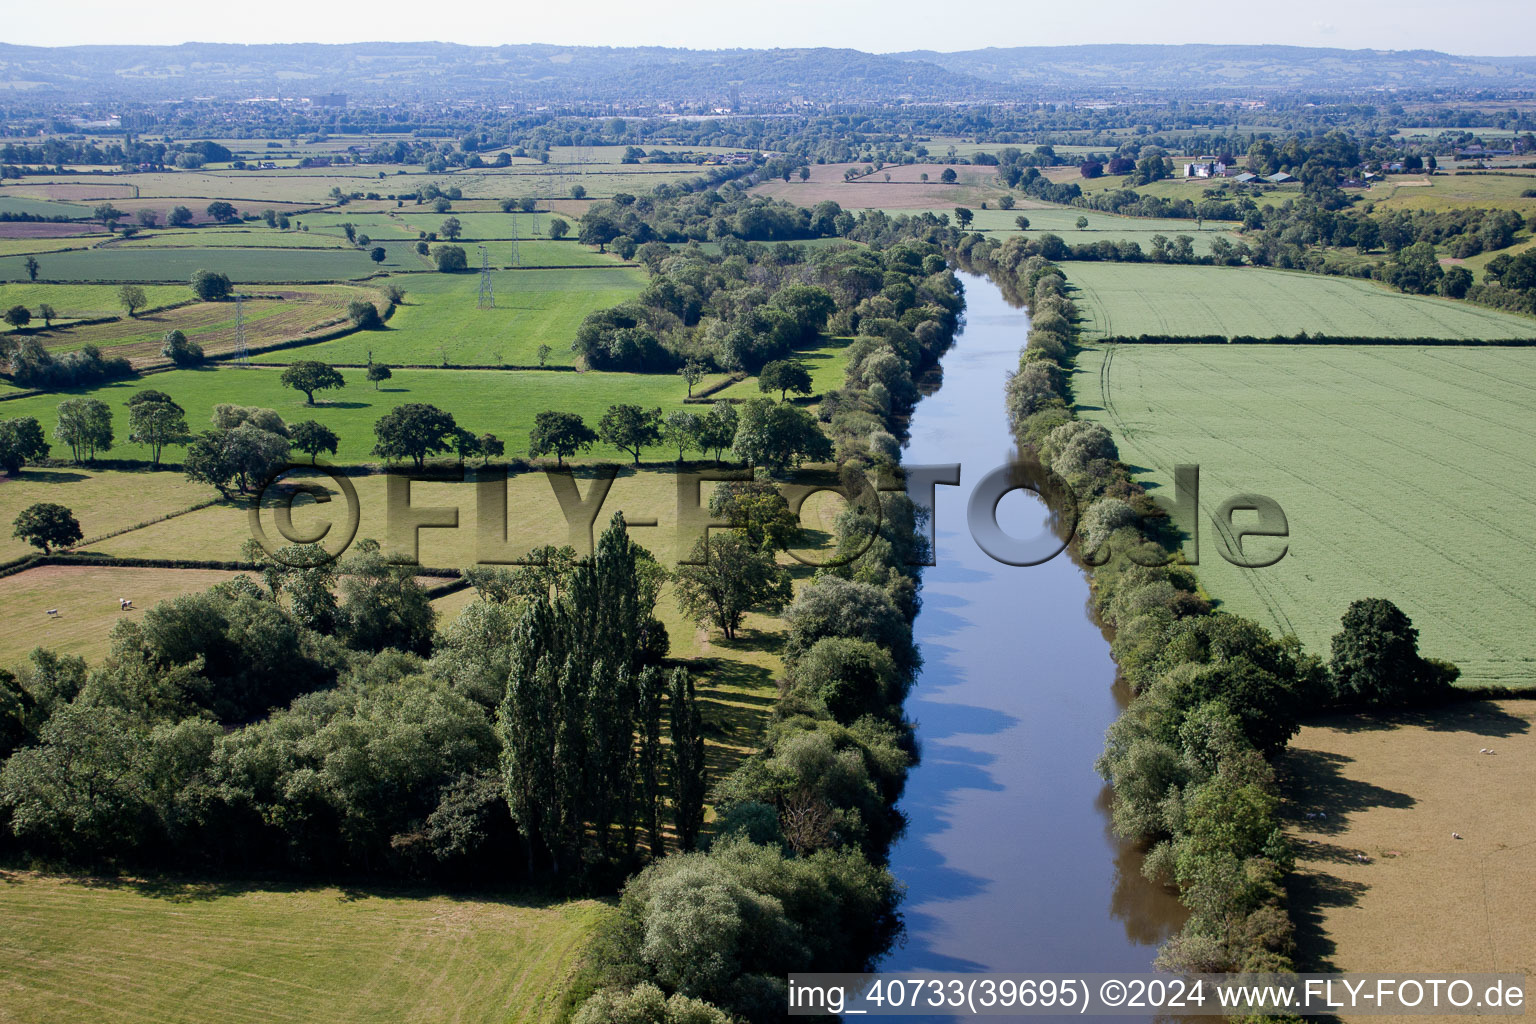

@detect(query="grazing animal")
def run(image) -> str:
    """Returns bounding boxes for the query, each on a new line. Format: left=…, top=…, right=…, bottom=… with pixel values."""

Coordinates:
left=119, top=597, right=133, bottom=610
left=45, top=609, right=58, bottom=616
left=1452, top=832, right=1463, bottom=840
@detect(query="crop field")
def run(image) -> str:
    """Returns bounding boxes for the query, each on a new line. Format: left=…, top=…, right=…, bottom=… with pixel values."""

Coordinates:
left=286, top=267, right=647, bottom=367
left=0, top=246, right=398, bottom=283
left=0, top=237, right=106, bottom=259
left=1, top=364, right=704, bottom=464
left=108, top=228, right=355, bottom=249
left=1075, top=343, right=1536, bottom=689
left=1283, top=700, right=1536, bottom=980
left=0, top=195, right=97, bottom=218
left=36, top=288, right=376, bottom=362
left=1064, top=262, right=1536, bottom=339
left=0, top=870, right=606, bottom=1024
left=751, top=161, right=1006, bottom=209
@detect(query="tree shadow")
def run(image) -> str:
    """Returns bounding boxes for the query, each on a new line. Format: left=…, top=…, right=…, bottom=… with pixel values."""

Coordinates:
left=1287, top=868, right=1369, bottom=972
left=1279, top=748, right=1415, bottom=836
left=1315, top=699, right=1532, bottom=739
left=2, top=469, right=89, bottom=484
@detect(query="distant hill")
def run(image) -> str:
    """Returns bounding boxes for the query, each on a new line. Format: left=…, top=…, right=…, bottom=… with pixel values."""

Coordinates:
left=891, top=44, right=1536, bottom=92
left=0, top=42, right=986, bottom=104
left=2, top=42, right=1534, bottom=104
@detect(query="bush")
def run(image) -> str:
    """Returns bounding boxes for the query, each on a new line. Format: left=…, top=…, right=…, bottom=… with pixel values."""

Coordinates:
left=190, top=269, right=233, bottom=301
left=161, top=329, right=204, bottom=366
left=347, top=299, right=383, bottom=329
left=433, top=244, right=468, bottom=272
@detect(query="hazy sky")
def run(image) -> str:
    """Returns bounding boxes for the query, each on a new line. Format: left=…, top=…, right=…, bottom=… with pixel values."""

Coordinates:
left=6, top=0, right=1534, bottom=56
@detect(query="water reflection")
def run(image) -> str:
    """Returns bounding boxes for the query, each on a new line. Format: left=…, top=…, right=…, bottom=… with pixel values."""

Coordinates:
left=881, top=273, right=1184, bottom=1014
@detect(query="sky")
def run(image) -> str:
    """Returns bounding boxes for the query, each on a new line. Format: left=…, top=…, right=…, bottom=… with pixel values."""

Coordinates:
left=5, top=0, right=1534, bottom=57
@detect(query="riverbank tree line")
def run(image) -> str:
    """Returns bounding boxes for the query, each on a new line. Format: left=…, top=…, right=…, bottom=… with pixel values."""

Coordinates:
left=960, top=242, right=1461, bottom=986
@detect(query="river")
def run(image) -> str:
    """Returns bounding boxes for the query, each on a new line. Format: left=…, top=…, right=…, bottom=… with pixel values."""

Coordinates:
left=880, top=272, right=1185, bottom=1008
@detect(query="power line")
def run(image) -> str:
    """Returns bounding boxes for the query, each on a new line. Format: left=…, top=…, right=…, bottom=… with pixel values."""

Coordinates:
left=477, top=246, right=495, bottom=309
left=233, top=293, right=249, bottom=366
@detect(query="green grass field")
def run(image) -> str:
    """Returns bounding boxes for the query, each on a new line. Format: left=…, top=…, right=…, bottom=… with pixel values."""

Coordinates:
left=0, top=247, right=395, bottom=283
left=1065, top=262, right=1536, bottom=339
left=0, top=869, right=605, bottom=1024
left=1366, top=172, right=1536, bottom=214
left=0, top=282, right=189, bottom=321
left=285, top=267, right=647, bottom=366
left=1075, top=342, right=1536, bottom=689
left=1, top=364, right=703, bottom=463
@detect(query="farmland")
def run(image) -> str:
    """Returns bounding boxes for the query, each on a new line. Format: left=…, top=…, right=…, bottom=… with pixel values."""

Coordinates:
left=0, top=282, right=188, bottom=324
left=1075, top=342, right=1536, bottom=689
left=0, top=364, right=704, bottom=463
left=32, top=287, right=377, bottom=362
left=0, top=468, right=217, bottom=561
left=0, top=870, right=606, bottom=1024
left=1283, top=701, right=1536, bottom=979
left=1064, top=262, right=1536, bottom=339
left=285, top=267, right=647, bottom=367
left=0, top=246, right=394, bottom=283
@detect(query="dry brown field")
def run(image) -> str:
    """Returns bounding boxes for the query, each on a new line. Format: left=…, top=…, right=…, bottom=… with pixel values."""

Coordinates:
left=1283, top=700, right=1536, bottom=1021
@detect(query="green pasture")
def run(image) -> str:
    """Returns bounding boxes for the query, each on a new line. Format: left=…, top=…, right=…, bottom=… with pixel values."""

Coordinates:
left=1367, top=172, right=1536, bottom=214
left=1076, top=343, right=1536, bottom=690
left=0, top=282, right=188, bottom=321
left=0, top=246, right=397, bottom=283
left=0, top=870, right=604, bottom=1024
left=709, top=335, right=853, bottom=402
left=2, top=363, right=705, bottom=464
left=1063, top=262, right=1536, bottom=340
left=285, top=266, right=645, bottom=366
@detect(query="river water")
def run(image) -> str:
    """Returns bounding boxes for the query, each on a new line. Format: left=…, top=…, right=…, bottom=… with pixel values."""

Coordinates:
left=880, top=272, right=1185, bottom=1007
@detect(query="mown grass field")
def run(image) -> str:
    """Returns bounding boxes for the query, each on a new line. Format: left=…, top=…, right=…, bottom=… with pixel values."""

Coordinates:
left=1283, top=700, right=1536, bottom=984
left=1, top=364, right=704, bottom=464
left=1075, top=343, right=1536, bottom=689
left=0, top=566, right=246, bottom=665
left=0, top=870, right=606, bottom=1024
left=279, top=267, right=647, bottom=367
left=0, top=467, right=217, bottom=562
left=1064, top=262, right=1536, bottom=339
left=0, top=246, right=394, bottom=283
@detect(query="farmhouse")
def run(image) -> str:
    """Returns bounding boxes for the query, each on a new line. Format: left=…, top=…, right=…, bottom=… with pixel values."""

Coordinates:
left=1183, top=156, right=1232, bottom=178
left=1265, top=171, right=1297, bottom=183
left=1233, top=172, right=1259, bottom=183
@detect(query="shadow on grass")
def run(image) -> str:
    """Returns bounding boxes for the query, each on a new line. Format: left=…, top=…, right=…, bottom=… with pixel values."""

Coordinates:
left=1279, top=748, right=1415, bottom=836
left=1312, top=699, right=1533, bottom=738
left=5, top=863, right=584, bottom=910
left=1287, top=868, right=1368, bottom=972
left=1, top=469, right=90, bottom=484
